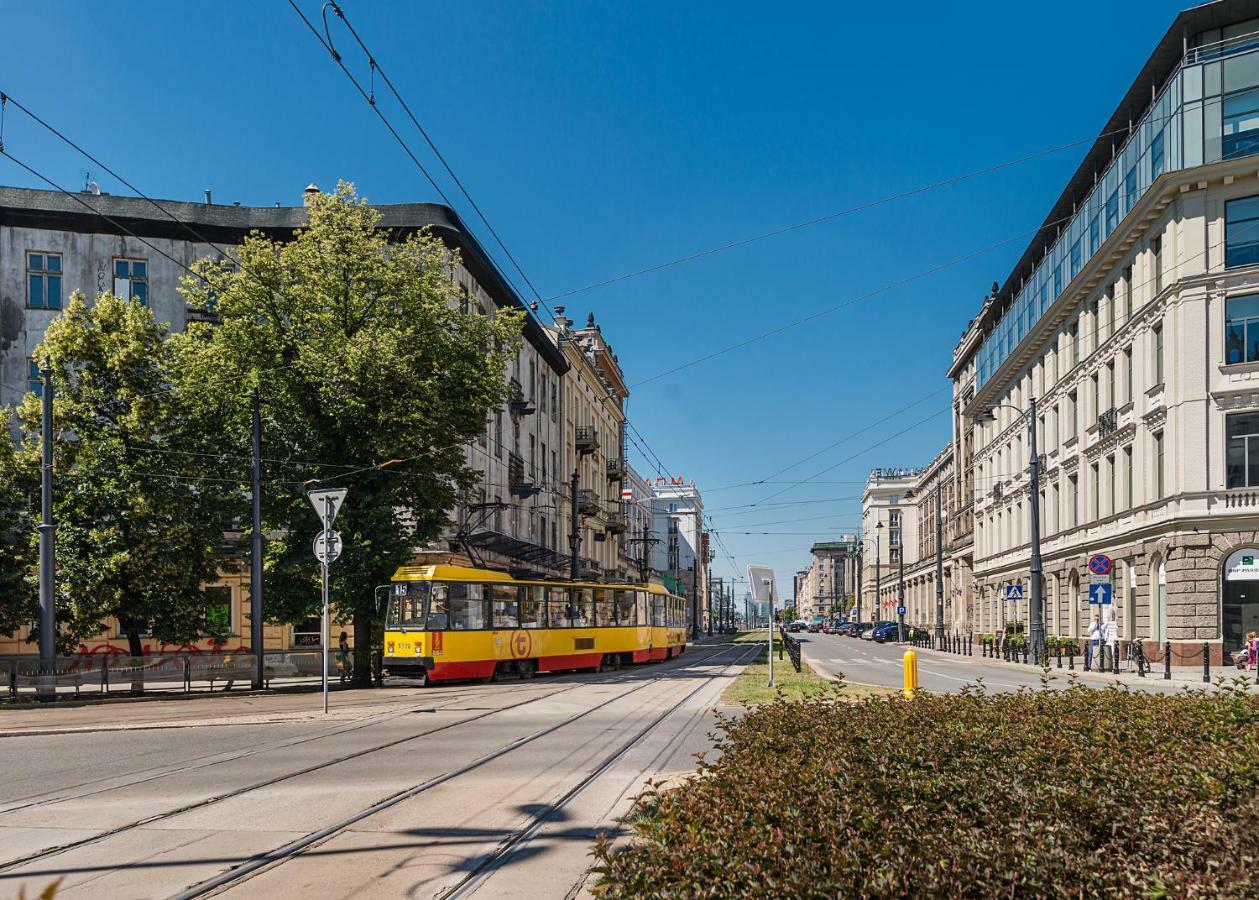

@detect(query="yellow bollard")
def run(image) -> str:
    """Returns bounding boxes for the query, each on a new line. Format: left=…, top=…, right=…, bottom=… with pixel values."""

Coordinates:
left=902, top=648, right=918, bottom=699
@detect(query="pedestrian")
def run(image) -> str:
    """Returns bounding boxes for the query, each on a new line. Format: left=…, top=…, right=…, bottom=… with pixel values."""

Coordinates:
left=1086, top=613, right=1102, bottom=672
left=337, top=631, right=351, bottom=685
left=1246, top=630, right=1258, bottom=672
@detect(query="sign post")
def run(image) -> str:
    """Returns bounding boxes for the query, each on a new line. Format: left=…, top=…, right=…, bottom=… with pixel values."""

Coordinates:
left=308, top=487, right=347, bottom=714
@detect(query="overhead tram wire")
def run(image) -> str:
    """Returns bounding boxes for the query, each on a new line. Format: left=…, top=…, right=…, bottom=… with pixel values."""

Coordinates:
left=319, top=1, right=553, bottom=320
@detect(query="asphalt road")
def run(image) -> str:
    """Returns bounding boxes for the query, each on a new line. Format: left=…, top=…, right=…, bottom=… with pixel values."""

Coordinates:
left=0, top=641, right=755, bottom=900
left=794, top=631, right=1237, bottom=694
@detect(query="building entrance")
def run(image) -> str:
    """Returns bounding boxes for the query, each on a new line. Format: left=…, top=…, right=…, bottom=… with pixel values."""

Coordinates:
left=1222, top=549, right=1259, bottom=655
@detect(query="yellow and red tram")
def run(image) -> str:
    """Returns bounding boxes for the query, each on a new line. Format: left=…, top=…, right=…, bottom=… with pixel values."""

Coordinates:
left=382, top=565, right=689, bottom=683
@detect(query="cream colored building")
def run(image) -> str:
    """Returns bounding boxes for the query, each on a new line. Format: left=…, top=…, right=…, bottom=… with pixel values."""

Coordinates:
left=899, top=448, right=972, bottom=632
left=860, top=468, right=921, bottom=619
left=798, top=539, right=858, bottom=622
left=963, top=2, right=1259, bottom=664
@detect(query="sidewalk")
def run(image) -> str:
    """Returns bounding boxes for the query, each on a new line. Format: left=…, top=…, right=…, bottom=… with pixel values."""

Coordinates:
left=913, top=643, right=1259, bottom=690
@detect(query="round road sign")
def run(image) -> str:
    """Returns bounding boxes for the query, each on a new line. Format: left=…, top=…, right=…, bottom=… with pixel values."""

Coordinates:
left=313, top=530, right=343, bottom=564
left=1088, top=553, right=1112, bottom=576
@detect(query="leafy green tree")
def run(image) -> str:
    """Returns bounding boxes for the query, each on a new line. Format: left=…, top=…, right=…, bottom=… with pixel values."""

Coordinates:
left=0, top=410, right=37, bottom=638
left=16, top=292, right=242, bottom=656
left=180, top=183, right=520, bottom=684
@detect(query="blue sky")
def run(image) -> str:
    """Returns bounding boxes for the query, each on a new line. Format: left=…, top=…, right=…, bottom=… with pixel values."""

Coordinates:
left=1, top=0, right=1188, bottom=597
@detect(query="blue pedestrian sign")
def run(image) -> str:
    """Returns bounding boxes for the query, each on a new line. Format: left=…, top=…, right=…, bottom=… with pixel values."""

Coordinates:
left=897, top=605, right=906, bottom=616
left=1004, top=584, right=1024, bottom=601
left=1088, top=583, right=1113, bottom=605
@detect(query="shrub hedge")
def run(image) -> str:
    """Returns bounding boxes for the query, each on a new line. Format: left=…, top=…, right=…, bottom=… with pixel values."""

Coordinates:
left=594, top=681, right=1259, bottom=898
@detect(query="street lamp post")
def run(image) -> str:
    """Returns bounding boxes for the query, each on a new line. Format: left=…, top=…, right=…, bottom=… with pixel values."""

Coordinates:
left=875, top=523, right=883, bottom=625
left=935, top=483, right=945, bottom=643
left=896, top=532, right=905, bottom=645
left=979, top=398, right=1044, bottom=664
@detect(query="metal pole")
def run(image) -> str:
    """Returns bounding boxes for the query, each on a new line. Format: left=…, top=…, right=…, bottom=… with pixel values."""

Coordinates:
left=250, top=393, right=265, bottom=691
left=569, top=469, right=580, bottom=581
left=875, top=533, right=881, bottom=624
left=37, top=362, right=55, bottom=693
left=1028, top=397, right=1045, bottom=665
left=691, top=510, right=700, bottom=641
left=855, top=541, right=862, bottom=623
left=322, top=495, right=331, bottom=715
left=767, top=580, right=775, bottom=688
left=706, top=566, right=713, bottom=637
left=897, top=540, right=905, bottom=644
left=934, top=485, right=944, bottom=642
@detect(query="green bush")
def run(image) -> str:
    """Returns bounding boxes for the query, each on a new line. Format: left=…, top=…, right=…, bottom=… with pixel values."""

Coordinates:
left=593, top=682, right=1259, bottom=898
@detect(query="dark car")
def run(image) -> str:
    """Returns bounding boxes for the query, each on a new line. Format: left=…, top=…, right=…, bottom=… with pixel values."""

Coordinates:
left=860, top=621, right=894, bottom=640
left=834, top=622, right=859, bottom=637
left=849, top=622, right=874, bottom=638
left=786, top=621, right=804, bottom=633
left=871, top=622, right=904, bottom=643
left=806, top=621, right=822, bottom=633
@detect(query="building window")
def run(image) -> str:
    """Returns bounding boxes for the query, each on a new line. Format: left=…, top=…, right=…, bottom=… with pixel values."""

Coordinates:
left=1151, top=129, right=1165, bottom=179
left=1105, top=189, right=1119, bottom=236
left=1124, top=445, right=1133, bottom=509
left=1065, top=391, right=1077, bottom=440
left=1153, top=430, right=1165, bottom=499
left=1226, top=196, right=1259, bottom=268
left=1089, top=216, right=1100, bottom=254
left=203, top=586, right=232, bottom=639
left=1152, top=323, right=1164, bottom=385
left=1124, top=346, right=1133, bottom=402
left=113, top=258, right=148, bottom=305
left=1124, top=166, right=1138, bottom=212
left=1223, top=87, right=1259, bottom=160
left=27, top=252, right=63, bottom=309
left=27, top=358, right=43, bottom=397
left=1106, top=454, right=1115, bottom=517
left=1226, top=293, right=1259, bottom=365
left=1067, top=474, right=1078, bottom=528
left=1151, top=236, right=1162, bottom=296
left=1090, top=462, right=1100, bottom=521
left=1226, top=411, right=1259, bottom=488
left=1070, top=240, right=1082, bottom=279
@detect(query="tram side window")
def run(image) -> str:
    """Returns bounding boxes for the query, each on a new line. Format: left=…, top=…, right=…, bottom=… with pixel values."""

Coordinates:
left=432, top=582, right=486, bottom=630
left=520, top=586, right=546, bottom=628
left=571, top=588, right=593, bottom=627
left=490, top=584, right=520, bottom=629
left=593, top=588, right=615, bottom=626
left=650, top=595, right=664, bottom=627
left=547, top=588, right=570, bottom=628
left=635, top=591, right=649, bottom=625
left=387, top=582, right=428, bottom=628
left=613, top=590, right=635, bottom=626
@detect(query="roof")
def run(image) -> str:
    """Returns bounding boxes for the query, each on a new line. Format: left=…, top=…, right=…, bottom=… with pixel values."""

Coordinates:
left=0, top=185, right=568, bottom=373
left=978, top=0, right=1254, bottom=336
left=391, top=563, right=679, bottom=594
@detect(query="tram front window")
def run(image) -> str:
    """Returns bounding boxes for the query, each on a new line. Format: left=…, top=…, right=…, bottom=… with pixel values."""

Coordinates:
left=386, top=582, right=429, bottom=630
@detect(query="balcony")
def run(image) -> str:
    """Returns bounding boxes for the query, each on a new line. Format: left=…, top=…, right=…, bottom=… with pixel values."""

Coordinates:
left=575, top=426, right=598, bottom=455
left=605, top=457, right=626, bottom=481
left=576, top=556, right=602, bottom=580
left=508, top=453, right=540, bottom=499
left=577, top=488, right=601, bottom=517
left=1097, top=407, right=1118, bottom=438
left=604, top=503, right=627, bottom=534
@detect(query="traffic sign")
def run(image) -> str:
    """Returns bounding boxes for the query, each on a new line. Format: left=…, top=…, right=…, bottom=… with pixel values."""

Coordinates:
left=1005, top=584, right=1024, bottom=601
left=897, top=605, right=906, bottom=616
left=1088, top=583, right=1113, bottom=605
left=313, top=530, right=343, bottom=564
left=1088, top=553, right=1112, bottom=576
left=307, top=487, right=348, bottom=529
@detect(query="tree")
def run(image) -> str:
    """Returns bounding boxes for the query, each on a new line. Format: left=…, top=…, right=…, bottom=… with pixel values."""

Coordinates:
left=180, top=183, right=520, bottom=685
left=0, top=410, right=36, bottom=639
left=15, top=292, right=242, bottom=656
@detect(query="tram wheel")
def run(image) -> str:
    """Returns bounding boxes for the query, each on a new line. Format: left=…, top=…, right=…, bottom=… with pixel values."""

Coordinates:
left=606, top=653, right=623, bottom=671
left=517, top=659, right=536, bottom=680
left=415, top=667, right=431, bottom=688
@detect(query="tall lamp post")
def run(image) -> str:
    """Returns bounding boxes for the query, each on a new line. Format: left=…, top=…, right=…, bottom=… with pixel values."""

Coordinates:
left=977, top=398, right=1043, bottom=663
left=875, top=522, right=883, bottom=624
left=896, top=528, right=906, bottom=645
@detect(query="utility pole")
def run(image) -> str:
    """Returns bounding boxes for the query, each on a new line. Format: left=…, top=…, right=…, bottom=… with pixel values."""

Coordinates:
left=935, top=483, right=945, bottom=643
left=855, top=541, right=863, bottom=623
left=37, top=361, right=55, bottom=695
left=250, top=393, right=265, bottom=691
left=569, top=469, right=580, bottom=581
left=1028, top=396, right=1045, bottom=664
left=690, top=508, right=701, bottom=641
left=875, top=524, right=883, bottom=623
left=897, top=536, right=906, bottom=644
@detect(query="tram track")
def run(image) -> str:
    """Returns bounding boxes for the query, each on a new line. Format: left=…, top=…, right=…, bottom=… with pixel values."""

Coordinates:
left=0, top=643, right=742, bottom=884
left=167, top=642, right=755, bottom=899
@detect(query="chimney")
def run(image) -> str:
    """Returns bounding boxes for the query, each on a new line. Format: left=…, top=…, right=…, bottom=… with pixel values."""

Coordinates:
left=303, top=183, right=320, bottom=206
left=204, top=189, right=212, bottom=205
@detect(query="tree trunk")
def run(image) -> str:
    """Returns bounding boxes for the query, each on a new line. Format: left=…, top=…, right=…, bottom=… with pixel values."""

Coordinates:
left=351, top=602, right=374, bottom=688
left=126, top=626, right=145, bottom=693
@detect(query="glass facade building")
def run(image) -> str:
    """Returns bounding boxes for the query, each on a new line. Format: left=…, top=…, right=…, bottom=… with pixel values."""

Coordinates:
left=977, top=32, right=1259, bottom=387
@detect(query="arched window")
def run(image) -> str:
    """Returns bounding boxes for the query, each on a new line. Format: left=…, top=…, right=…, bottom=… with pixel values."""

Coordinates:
left=1148, top=556, right=1166, bottom=642
left=1125, top=562, right=1137, bottom=640
left=1068, top=572, right=1080, bottom=637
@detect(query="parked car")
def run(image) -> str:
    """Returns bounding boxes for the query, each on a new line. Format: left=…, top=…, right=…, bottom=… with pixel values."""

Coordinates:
left=806, top=621, right=822, bottom=633
left=871, top=622, right=903, bottom=643
left=834, top=622, right=859, bottom=637
left=786, top=621, right=805, bottom=633
left=861, top=621, right=894, bottom=640
left=850, top=622, right=875, bottom=638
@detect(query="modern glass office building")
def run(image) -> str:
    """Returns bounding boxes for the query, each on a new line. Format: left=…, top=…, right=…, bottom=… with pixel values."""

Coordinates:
left=977, top=16, right=1259, bottom=387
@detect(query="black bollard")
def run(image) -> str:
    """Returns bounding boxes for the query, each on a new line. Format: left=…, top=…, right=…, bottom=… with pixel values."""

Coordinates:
left=1056, top=641, right=1062, bottom=668
left=1164, top=641, right=1171, bottom=680
left=1068, top=641, right=1075, bottom=670
left=1203, top=642, right=1210, bottom=683
left=1022, top=641, right=1029, bottom=665
left=1113, top=642, right=1120, bottom=674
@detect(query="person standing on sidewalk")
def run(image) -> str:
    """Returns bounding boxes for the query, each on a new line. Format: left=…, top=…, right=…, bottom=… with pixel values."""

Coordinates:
left=1086, top=613, right=1102, bottom=672
left=1103, top=612, right=1118, bottom=672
